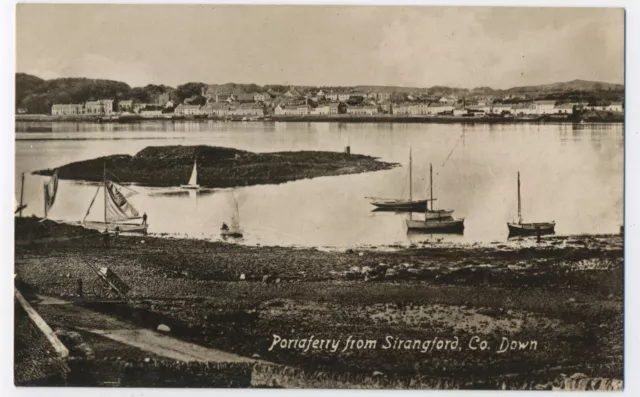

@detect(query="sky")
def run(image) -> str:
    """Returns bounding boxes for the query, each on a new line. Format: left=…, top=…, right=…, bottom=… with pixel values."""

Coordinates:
left=15, top=5, right=625, bottom=89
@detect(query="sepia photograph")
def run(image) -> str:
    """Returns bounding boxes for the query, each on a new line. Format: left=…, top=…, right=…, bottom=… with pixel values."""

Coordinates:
left=12, top=3, right=625, bottom=391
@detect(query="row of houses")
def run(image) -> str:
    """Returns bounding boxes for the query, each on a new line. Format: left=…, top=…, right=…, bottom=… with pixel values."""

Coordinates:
left=393, top=100, right=623, bottom=116
left=50, top=99, right=177, bottom=116
left=174, top=102, right=266, bottom=117
left=51, top=99, right=115, bottom=116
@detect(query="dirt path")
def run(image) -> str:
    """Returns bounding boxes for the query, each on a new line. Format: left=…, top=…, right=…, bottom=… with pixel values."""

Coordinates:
left=31, top=295, right=267, bottom=364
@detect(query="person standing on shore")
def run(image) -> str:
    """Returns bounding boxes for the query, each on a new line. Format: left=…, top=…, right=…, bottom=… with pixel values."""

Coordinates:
left=142, top=212, right=147, bottom=226
left=102, top=228, right=110, bottom=249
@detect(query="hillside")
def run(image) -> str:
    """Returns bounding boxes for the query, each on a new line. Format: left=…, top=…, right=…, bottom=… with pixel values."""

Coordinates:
left=506, top=79, right=624, bottom=93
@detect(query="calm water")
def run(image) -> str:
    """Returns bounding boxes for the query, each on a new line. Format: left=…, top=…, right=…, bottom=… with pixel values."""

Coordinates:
left=15, top=121, right=624, bottom=247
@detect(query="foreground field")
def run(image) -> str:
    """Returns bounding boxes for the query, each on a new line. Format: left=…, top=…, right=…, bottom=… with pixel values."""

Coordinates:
left=14, top=218, right=623, bottom=388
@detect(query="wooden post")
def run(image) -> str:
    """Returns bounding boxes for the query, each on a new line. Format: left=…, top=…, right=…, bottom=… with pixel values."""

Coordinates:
left=19, top=173, right=25, bottom=217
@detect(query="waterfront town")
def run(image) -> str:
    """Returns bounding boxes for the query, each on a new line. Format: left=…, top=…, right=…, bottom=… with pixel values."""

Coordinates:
left=44, top=85, right=625, bottom=121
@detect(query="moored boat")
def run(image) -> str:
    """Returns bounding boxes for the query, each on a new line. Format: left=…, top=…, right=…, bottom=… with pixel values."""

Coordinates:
left=406, top=217, right=465, bottom=234
left=507, top=221, right=555, bottom=236
left=507, top=171, right=555, bottom=237
left=180, top=159, right=200, bottom=190
left=368, top=148, right=445, bottom=213
left=221, top=191, right=243, bottom=239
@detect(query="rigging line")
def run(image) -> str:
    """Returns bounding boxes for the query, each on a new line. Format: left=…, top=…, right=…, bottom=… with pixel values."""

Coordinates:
left=441, top=131, right=465, bottom=168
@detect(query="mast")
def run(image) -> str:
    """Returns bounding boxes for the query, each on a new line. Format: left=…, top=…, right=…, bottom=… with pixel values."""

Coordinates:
left=430, top=163, right=433, bottom=211
left=19, top=172, right=25, bottom=217
left=103, top=163, right=107, bottom=224
left=409, top=148, right=412, bottom=202
left=43, top=183, right=47, bottom=218
left=517, top=171, right=522, bottom=224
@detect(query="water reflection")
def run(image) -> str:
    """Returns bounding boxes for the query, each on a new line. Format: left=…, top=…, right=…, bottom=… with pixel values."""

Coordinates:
left=15, top=121, right=624, bottom=247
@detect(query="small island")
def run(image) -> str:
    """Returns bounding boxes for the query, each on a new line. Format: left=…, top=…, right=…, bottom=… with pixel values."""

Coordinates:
left=33, top=145, right=397, bottom=188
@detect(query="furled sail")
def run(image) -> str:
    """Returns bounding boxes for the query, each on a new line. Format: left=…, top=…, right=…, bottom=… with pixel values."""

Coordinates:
left=44, top=170, right=59, bottom=215
left=105, top=180, right=141, bottom=222
left=229, top=193, right=241, bottom=232
left=188, top=160, right=198, bottom=185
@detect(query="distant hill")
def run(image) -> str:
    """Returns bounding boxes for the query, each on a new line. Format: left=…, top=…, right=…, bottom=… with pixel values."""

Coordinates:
left=506, top=79, right=623, bottom=93
left=15, top=73, right=45, bottom=108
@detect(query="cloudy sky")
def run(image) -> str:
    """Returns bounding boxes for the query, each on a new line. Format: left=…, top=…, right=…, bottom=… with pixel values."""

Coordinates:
left=16, top=5, right=624, bottom=89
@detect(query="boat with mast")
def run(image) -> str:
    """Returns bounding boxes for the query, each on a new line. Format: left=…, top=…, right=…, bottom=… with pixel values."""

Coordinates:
left=368, top=149, right=453, bottom=218
left=221, top=192, right=243, bottom=238
left=181, top=159, right=200, bottom=190
left=507, top=171, right=555, bottom=236
left=80, top=165, right=148, bottom=234
left=406, top=163, right=464, bottom=233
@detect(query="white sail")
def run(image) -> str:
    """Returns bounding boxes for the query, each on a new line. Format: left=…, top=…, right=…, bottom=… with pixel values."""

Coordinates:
left=230, top=194, right=241, bottom=232
left=105, top=180, right=141, bottom=222
left=188, top=160, right=198, bottom=186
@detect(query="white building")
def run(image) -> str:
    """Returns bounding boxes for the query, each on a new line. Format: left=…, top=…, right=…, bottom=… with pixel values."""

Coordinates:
left=51, top=103, right=84, bottom=116
left=85, top=99, right=114, bottom=115
left=310, top=105, right=330, bottom=115
left=532, top=100, right=556, bottom=115
left=554, top=103, right=574, bottom=115
left=174, top=104, right=202, bottom=116
left=605, top=102, right=623, bottom=112
left=346, top=105, right=378, bottom=115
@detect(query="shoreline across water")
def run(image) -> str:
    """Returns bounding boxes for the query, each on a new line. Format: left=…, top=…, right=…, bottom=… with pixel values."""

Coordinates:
left=15, top=114, right=624, bottom=124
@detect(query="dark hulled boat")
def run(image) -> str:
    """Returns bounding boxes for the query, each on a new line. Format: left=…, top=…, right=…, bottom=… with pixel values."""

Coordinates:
left=507, top=171, right=555, bottom=237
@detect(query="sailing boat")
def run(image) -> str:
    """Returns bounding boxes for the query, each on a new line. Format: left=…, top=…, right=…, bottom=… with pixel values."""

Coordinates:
left=406, top=163, right=464, bottom=233
left=81, top=165, right=148, bottom=234
left=507, top=171, right=555, bottom=236
left=368, top=149, right=450, bottom=215
left=221, top=192, right=243, bottom=238
left=181, top=159, right=200, bottom=190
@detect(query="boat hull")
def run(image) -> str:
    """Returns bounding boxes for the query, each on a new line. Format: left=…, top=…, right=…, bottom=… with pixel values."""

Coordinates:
left=221, top=230, right=243, bottom=238
left=406, top=218, right=465, bottom=234
left=507, top=222, right=555, bottom=236
left=180, top=184, right=200, bottom=190
left=81, top=221, right=148, bottom=234
left=371, top=199, right=429, bottom=212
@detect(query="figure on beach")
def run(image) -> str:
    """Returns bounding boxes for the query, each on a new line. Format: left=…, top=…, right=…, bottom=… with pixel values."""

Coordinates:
left=102, top=228, right=110, bottom=249
left=142, top=212, right=147, bottom=226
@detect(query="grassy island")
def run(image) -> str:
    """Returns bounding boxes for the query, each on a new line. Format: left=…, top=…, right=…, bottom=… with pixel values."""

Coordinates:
left=33, top=145, right=397, bottom=188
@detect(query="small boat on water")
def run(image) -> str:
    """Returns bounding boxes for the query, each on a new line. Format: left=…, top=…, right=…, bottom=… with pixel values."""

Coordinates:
left=405, top=163, right=463, bottom=233
left=507, top=171, right=555, bottom=236
left=221, top=192, right=243, bottom=239
left=406, top=217, right=465, bottom=234
left=181, top=159, right=200, bottom=190
left=369, top=149, right=452, bottom=218
left=80, top=165, right=148, bottom=234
